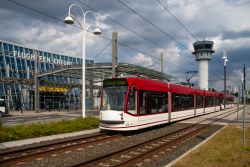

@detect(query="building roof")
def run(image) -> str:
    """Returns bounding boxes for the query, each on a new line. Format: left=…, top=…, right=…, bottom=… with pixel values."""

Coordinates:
left=37, top=62, right=177, bottom=84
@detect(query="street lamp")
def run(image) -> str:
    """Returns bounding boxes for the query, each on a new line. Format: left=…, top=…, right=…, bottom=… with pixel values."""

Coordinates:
left=222, top=50, right=228, bottom=110
left=65, top=4, right=101, bottom=118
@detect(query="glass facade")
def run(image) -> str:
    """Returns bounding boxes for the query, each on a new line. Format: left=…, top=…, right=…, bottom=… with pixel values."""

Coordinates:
left=0, top=40, right=93, bottom=111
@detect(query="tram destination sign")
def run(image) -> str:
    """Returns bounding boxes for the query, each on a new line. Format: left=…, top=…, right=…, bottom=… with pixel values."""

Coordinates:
left=103, top=79, right=127, bottom=87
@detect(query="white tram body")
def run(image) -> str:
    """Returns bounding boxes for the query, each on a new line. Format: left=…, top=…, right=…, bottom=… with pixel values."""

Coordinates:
left=99, top=78, right=235, bottom=131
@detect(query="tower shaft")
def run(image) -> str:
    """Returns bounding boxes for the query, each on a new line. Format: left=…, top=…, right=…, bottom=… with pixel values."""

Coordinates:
left=198, top=60, right=208, bottom=90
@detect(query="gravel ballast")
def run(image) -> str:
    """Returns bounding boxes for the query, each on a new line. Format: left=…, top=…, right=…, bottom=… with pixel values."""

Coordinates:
left=10, top=123, right=224, bottom=167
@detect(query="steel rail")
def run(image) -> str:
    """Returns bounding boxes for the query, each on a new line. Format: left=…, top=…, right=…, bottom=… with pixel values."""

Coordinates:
left=114, top=108, right=238, bottom=166
left=69, top=107, right=239, bottom=167
left=0, top=133, right=121, bottom=165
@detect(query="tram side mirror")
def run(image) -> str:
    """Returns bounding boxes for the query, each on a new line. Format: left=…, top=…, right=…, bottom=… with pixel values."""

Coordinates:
left=129, top=86, right=135, bottom=96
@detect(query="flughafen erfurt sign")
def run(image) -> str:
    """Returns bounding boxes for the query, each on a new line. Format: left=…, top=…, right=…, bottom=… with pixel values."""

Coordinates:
left=13, top=51, right=73, bottom=65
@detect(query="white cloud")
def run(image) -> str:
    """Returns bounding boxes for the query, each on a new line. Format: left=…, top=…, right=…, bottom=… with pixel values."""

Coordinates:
left=165, top=0, right=201, bottom=21
left=157, top=43, right=181, bottom=63
left=156, top=43, right=195, bottom=75
left=209, top=34, right=250, bottom=52
left=126, top=53, right=153, bottom=67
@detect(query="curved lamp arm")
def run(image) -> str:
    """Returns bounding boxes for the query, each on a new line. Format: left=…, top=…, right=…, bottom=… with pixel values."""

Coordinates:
left=84, top=11, right=100, bottom=29
left=67, top=4, right=100, bottom=32
left=68, top=4, right=84, bottom=18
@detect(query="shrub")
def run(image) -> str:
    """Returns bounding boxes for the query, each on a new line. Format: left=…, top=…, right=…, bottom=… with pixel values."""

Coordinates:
left=0, top=117, right=99, bottom=142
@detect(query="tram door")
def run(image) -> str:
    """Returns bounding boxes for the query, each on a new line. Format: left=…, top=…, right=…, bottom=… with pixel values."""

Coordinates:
left=138, top=91, right=147, bottom=122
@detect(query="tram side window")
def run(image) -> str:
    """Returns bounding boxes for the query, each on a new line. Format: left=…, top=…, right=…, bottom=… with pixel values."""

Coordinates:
left=139, top=91, right=167, bottom=115
left=215, top=97, right=221, bottom=106
left=147, top=93, right=167, bottom=114
left=227, top=97, right=234, bottom=104
left=196, top=95, right=203, bottom=108
left=206, top=96, right=214, bottom=107
left=172, top=94, right=182, bottom=111
left=172, top=93, right=194, bottom=111
left=158, top=94, right=167, bottom=113
left=182, top=94, right=194, bottom=109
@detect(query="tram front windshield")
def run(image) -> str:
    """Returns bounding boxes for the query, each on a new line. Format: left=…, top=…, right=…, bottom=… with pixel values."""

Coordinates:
left=102, top=86, right=127, bottom=111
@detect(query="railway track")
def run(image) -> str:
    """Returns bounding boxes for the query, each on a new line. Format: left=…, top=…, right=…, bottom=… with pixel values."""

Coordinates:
left=0, top=132, right=122, bottom=166
left=0, top=107, right=239, bottom=167
left=69, top=108, right=238, bottom=167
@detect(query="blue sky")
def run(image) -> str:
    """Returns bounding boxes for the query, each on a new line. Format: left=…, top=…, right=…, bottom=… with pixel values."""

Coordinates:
left=0, top=0, right=249, bottom=93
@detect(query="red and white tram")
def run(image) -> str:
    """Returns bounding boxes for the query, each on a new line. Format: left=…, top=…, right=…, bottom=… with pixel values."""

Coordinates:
left=99, top=77, right=234, bottom=131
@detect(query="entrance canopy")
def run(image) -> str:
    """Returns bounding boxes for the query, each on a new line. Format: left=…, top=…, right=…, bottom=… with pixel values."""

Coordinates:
left=37, top=62, right=177, bottom=84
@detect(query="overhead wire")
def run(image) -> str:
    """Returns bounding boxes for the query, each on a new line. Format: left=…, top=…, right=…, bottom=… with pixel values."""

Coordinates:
left=92, top=41, right=112, bottom=60
left=76, top=0, right=166, bottom=50
left=157, top=0, right=224, bottom=72
left=116, top=0, right=187, bottom=49
left=77, top=0, right=197, bottom=73
left=116, top=0, right=226, bottom=81
left=118, top=44, right=193, bottom=72
left=76, top=0, right=191, bottom=74
left=76, top=0, right=206, bottom=74
left=156, top=0, right=199, bottom=41
left=6, top=0, right=160, bottom=61
left=115, top=0, right=204, bottom=71
left=12, top=0, right=195, bottom=82
left=7, top=0, right=225, bottom=81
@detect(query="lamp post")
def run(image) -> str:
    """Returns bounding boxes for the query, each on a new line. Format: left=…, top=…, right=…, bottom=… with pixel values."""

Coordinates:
left=243, top=64, right=246, bottom=145
left=222, top=50, right=228, bottom=110
left=65, top=4, right=101, bottom=118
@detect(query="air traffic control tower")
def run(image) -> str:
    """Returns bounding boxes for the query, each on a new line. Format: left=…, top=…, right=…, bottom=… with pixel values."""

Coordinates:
left=192, top=41, right=214, bottom=90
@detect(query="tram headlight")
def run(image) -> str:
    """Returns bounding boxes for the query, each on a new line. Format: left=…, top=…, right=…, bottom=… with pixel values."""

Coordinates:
left=120, top=113, right=123, bottom=120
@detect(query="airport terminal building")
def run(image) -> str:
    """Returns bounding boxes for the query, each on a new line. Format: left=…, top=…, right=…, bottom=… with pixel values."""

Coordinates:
left=0, top=40, right=93, bottom=112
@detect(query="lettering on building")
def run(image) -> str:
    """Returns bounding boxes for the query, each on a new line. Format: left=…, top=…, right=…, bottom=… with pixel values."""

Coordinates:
left=13, top=51, right=73, bottom=65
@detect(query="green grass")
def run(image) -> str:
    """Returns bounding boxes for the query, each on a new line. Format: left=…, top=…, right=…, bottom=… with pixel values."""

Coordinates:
left=0, top=117, right=99, bottom=143
left=173, top=125, right=250, bottom=167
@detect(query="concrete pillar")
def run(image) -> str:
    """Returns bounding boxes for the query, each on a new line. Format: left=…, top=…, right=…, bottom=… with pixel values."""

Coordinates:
left=160, top=53, right=163, bottom=81
left=34, top=51, right=39, bottom=112
left=90, top=80, right=94, bottom=110
left=112, top=32, right=118, bottom=78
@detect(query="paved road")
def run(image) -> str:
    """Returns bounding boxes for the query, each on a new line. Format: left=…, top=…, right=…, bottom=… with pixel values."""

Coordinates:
left=237, top=105, right=250, bottom=123
left=1, top=110, right=99, bottom=126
